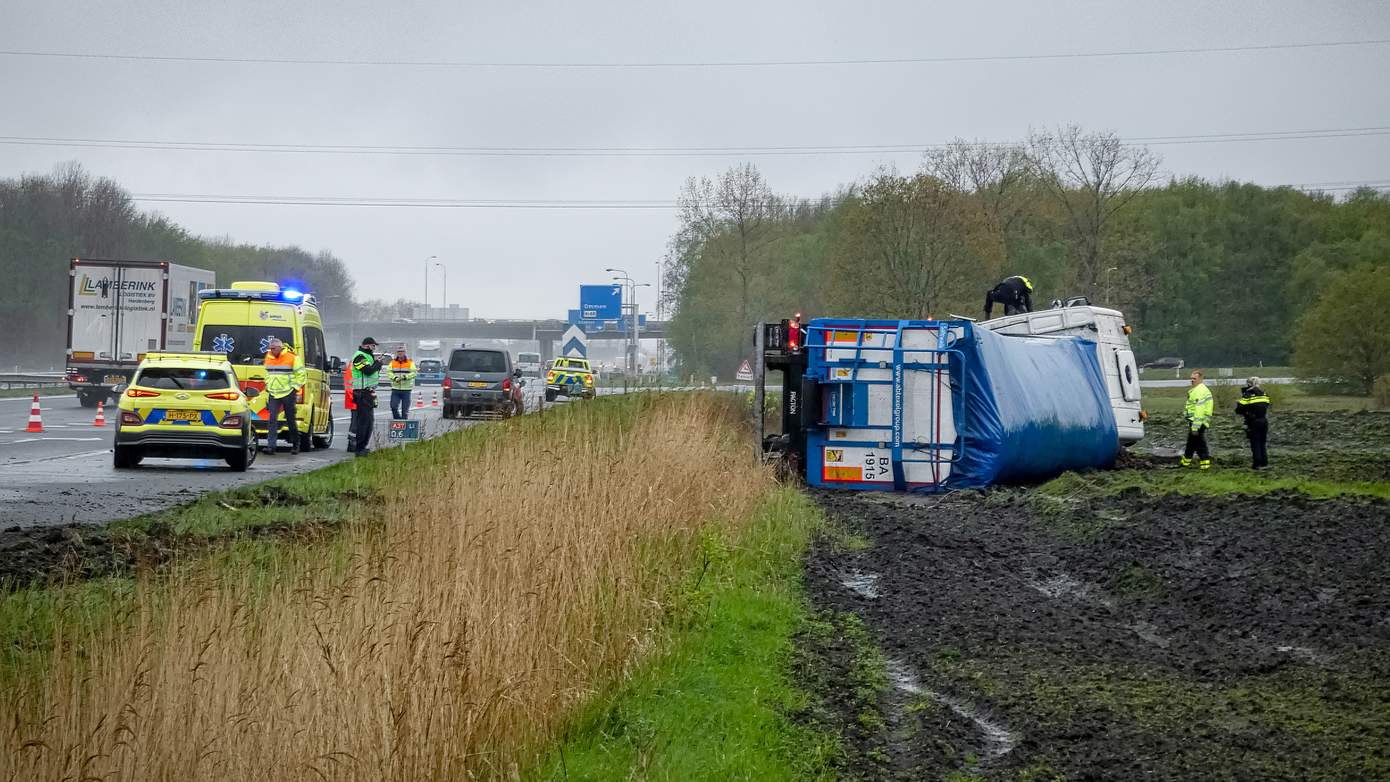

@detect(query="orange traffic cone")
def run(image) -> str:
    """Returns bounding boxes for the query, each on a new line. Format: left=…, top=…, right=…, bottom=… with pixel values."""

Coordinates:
left=93, top=400, right=106, bottom=426
left=25, top=393, right=43, bottom=433
left=431, top=389, right=439, bottom=407
left=415, top=393, right=424, bottom=409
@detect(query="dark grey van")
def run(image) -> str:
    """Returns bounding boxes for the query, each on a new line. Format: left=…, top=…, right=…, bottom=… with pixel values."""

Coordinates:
left=443, top=347, right=524, bottom=418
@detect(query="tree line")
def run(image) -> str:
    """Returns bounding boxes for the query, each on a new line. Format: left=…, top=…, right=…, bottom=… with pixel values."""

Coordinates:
left=0, top=163, right=356, bottom=368
left=662, top=127, right=1390, bottom=392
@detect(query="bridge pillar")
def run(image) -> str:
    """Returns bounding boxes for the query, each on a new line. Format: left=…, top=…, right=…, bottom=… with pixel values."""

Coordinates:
left=539, top=337, right=554, bottom=367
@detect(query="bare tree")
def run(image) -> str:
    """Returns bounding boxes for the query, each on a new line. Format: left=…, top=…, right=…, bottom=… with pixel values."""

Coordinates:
left=1027, top=126, right=1161, bottom=297
left=923, top=140, right=1032, bottom=265
left=667, top=164, right=781, bottom=365
left=834, top=169, right=986, bottom=319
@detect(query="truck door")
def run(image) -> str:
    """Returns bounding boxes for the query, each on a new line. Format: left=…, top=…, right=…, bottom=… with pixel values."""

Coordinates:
left=1115, top=349, right=1141, bottom=402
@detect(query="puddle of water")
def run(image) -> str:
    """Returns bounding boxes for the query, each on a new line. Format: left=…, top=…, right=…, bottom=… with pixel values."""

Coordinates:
left=840, top=569, right=880, bottom=599
left=884, top=658, right=1019, bottom=760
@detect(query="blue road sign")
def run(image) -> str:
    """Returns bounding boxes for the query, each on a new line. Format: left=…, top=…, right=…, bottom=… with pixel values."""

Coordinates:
left=579, top=284, right=623, bottom=321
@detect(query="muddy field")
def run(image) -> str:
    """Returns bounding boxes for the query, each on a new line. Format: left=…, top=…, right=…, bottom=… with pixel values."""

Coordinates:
left=800, top=483, right=1390, bottom=780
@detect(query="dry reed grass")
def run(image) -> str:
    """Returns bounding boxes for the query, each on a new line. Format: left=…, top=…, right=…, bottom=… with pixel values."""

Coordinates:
left=3, top=393, right=772, bottom=781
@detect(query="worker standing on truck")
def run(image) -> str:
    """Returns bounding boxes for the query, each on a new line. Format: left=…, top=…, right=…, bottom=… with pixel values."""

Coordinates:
left=1181, top=370, right=1214, bottom=470
left=349, top=337, right=381, bottom=456
left=388, top=346, right=418, bottom=420
left=1234, top=377, right=1271, bottom=469
left=262, top=337, right=306, bottom=455
left=983, top=275, right=1034, bottom=319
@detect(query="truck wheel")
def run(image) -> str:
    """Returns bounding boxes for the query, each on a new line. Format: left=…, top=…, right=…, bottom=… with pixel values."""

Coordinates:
left=545, top=389, right=556, bottom=403
left=113, top=445, right=142, bottom=469
left=79, top=391, right=100, bottom=408
left=313, top=413, right=334, bottom=449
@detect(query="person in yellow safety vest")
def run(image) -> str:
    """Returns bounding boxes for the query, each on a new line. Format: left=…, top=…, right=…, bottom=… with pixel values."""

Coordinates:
left=388, top=347, right=418, bottom=420
left=349, top=337, right=381, bottom=456
left=1181, top=369, right=1214, bottom=470
left=263, top=336, right=307, bottom=455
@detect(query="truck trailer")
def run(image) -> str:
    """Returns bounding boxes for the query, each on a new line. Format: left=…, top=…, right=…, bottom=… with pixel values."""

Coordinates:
left=760, top=312, right=1127, bottom=492
left=65, top=258, right=216, bottom=407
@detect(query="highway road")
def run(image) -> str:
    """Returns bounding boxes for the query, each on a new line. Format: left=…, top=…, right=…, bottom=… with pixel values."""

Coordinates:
left=0, top=383, right=547, bottom=528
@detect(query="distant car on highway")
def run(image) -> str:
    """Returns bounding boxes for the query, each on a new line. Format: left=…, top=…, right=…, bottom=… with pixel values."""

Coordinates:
left=114, top=352, right=259, bottom=471
left=443, top=347, right=524, bottom=418
left=546, top=357, right=595, bottom=402
left=516, top=351, right=542, bottom=377
left=416, top=358, right=445, bottom=385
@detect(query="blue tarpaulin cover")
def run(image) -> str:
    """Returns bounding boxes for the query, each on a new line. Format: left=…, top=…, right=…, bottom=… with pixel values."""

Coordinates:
left=951, top=324, right=1117, bottom=488
left=803, top=319, right=1116, bottom=492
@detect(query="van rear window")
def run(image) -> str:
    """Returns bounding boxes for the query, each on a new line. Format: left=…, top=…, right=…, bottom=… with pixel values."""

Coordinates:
left=136, top=367, right=233, bottom=390
left=450, top=350, right=507, bottom=373
left=201, top=326, right=294, bottom=364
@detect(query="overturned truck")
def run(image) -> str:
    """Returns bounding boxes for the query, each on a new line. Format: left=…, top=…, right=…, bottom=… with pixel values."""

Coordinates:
left=759, top=305, right=1143, bottom=492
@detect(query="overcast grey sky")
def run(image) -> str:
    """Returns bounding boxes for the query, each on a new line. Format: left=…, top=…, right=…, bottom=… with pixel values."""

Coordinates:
left=3, top=1, right=1388, bottom=317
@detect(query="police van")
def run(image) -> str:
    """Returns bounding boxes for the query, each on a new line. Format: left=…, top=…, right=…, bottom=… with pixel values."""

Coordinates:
left=980, top=300, right=1145, bottom=446
left=193, top=282, right=335, bottom=450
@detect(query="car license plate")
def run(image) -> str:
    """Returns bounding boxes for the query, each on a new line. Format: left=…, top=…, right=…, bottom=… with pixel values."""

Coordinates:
left=103, top=374, right=127, bottom=385
left=165, top=409, right=201, bottom=422
left=468, top=381, right=488, bottom=388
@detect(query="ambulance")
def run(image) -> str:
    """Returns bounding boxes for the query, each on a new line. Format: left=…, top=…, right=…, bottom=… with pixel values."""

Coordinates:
left=193, top=282, right=335, bottom=450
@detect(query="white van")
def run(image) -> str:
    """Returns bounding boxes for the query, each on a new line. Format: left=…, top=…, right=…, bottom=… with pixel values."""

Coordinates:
left=516, top=351, right=543, bottom=377
left=981, top=303, right=1144, bottom=446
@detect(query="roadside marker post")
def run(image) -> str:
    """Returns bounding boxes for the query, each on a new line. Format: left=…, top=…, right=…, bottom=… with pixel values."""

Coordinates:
left=25, top=393, right=43, bottom=433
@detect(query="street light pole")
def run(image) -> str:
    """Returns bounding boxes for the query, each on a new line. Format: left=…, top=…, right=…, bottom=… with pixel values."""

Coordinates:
left=435, top=260, right=447, bottom=311
left=1105, top=266, right=1119, bottom=305
left=423, top=255, right=437, bottom=318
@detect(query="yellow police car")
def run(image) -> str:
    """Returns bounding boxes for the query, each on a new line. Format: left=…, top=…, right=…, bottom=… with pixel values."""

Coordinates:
left=545, top=357, right=596, bottom=402
left=113, top=352, right=259, bottom=471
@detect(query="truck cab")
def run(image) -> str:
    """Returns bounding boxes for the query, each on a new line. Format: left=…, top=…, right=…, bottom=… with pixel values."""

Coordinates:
left=980, top=302, right=1144, bottom=446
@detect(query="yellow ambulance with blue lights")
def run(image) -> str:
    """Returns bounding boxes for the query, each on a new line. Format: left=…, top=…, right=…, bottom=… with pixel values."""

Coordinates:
left=193, top=282, right=335, bottom=450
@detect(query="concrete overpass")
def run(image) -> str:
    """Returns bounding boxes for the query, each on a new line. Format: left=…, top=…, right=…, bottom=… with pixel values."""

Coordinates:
left=324, top=318, right=668, bottom=363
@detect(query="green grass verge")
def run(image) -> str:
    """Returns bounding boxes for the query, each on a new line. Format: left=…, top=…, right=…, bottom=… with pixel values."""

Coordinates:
left=1139, top=384, right=1379, bottom=414
left=529, top=488, right=837, bottom=782
left=1035, top=466, right=1390, bottom=508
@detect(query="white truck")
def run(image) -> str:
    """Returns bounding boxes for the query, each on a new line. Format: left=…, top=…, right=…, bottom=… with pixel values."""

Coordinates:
left=981, top=301, right=1145, bottom=446
left=515, top=351, right=543, bottom=377
left=65, top=258, right=216, bottom=407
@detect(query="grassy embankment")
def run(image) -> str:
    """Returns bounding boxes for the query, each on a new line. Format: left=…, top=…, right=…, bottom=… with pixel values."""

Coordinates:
left=1, top=393, right=830, bottom=781
left=0, top=386, right=69, bottom=399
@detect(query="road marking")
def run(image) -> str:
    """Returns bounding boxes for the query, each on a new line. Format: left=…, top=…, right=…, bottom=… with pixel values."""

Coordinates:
left=1, top=448, right=111, bottom=466
left=1, top=437, right=104, bottom=444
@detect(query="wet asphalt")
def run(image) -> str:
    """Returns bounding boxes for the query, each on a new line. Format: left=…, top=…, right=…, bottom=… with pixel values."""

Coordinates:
left=0, top=384, right=548, bottom=528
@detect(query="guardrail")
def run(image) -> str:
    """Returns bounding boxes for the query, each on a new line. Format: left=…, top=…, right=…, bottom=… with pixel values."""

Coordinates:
left=0, top=372, right=67, bottom=390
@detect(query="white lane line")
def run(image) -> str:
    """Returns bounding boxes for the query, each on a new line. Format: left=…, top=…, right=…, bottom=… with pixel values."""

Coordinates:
left=1, top=449, right=111, bottom=466
left=2, top=437, right=104, bottom=444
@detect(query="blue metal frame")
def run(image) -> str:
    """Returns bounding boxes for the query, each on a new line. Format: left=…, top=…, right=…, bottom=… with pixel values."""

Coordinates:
left=804, top=319, right=969, bottom=492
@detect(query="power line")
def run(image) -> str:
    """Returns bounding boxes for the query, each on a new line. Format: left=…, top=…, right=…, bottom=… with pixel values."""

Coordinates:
left=1, top=38, right=1387, bottom=69
left=4, top=126, right=1389, bottom=159
left=128, top=180, right=1390, bottom=209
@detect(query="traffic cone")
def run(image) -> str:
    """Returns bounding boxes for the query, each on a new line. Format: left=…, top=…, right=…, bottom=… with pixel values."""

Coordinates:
left=93, top=400, right=106, bottom=426
left=431, top=389, right=439, bottom=407
left=25, top=393, right=43, bottom=433
left=415, top=393, right=424, bottom=409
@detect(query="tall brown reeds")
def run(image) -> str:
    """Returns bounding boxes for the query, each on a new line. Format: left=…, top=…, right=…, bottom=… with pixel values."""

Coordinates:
left=3, top=393, right=772, bottom=780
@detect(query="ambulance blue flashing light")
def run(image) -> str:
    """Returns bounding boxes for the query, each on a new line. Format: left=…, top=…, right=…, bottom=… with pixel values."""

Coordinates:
left=199, top=287, right=315, bottom=305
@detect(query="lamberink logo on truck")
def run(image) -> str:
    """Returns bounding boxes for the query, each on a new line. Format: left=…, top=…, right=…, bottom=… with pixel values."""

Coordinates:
left=78, top=274, right=158, bottom=298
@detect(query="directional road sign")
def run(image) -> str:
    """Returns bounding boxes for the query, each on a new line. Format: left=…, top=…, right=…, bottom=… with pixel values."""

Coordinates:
left=561, top=324, right=588, bottom=358
left=579, top=285, right=623, bottom=321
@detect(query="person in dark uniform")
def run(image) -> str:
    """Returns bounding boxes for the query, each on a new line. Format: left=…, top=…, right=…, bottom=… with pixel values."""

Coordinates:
left=1234, top=377, right=1271, bottom=469
left=983, top=275, right=1034, bottom=319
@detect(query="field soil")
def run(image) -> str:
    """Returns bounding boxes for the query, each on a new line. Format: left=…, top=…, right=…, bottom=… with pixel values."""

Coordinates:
left=798, top=486, right=1390, bottom=780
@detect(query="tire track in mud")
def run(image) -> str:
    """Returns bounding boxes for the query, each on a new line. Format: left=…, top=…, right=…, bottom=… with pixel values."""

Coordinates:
left=798, top=487, right=1390, bottom=780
